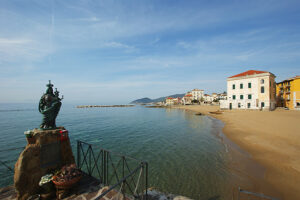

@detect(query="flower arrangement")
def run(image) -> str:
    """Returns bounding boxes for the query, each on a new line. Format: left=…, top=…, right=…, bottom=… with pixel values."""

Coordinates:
left=52, top=164, right=81, bottom=189
left=39, top=174, right=54, bottom=193
left=39, top=174, right=53, bottom=186
left=24, top=130, right=35, bottom=144
left=24, top=130, right=33, bottom=138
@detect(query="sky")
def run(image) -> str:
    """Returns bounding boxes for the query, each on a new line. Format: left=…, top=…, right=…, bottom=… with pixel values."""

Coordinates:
left=1, top=0, right=300, bottom=104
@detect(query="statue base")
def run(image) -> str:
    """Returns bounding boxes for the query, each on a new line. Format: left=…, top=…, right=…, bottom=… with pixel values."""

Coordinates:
left=14, top=127, right=75, bottom=200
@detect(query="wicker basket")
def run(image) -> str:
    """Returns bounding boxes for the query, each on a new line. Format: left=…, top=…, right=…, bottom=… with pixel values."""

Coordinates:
left=52, top=175, right=81, bottom=190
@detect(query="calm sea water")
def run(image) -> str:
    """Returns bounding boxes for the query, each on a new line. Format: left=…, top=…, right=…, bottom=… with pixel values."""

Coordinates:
left=0, top=103, right=262, bottom=199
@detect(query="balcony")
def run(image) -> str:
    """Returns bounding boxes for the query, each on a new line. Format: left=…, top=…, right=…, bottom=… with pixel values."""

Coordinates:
left=286, top=91, right=290, bottom=94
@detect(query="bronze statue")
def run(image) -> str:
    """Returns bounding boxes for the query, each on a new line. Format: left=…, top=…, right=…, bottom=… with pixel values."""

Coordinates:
left=39, top=80, right=63, bottom=129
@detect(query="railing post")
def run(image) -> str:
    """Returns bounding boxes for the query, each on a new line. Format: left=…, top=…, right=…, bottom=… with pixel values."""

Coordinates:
left=89, top=145, right=92, bottom=176
left=103, top=150, right=107, bottom=185
left=145, top=162, right=148, bottom=200
left=106, top=151, right=109, bottom=185
left=122, top=156, right=125, bottom=179
left=77, top=140, right=80, bottom=169
left=101, top=149, right=104, bottom=184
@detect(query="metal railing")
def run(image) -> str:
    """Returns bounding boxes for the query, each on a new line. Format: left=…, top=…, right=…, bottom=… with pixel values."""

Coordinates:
left=0, top=146, right=25, bottom=188
left=0, top=147, right=25, bottom=173
left=237, top=187, right=280, bottom=200
left=77, top=140, right=148, bottom=200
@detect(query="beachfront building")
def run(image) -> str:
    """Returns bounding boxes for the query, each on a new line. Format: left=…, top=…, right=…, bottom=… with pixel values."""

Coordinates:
left=218, top=92, right=227, bottom=100
left=220, top=70, right=276, bottom=110
left=182, top=93, right=193, bottom=105
left=165, top=97, right=182, bottom=105
left=173, top=97, right=182, bottom=105
left=165, top=97, right=174, bottom=105
left=203, top=94, right=213, bottom=103
left=191, top=89, right=204, bottom=101
left=212, top=93, right=218, bottom=101
left=276, top=76, right=300, bottom=110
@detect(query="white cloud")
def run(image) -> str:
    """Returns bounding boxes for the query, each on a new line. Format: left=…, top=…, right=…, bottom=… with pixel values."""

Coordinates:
left=101, top=41, right=137, bottom=52
left=78, top=17, right=101, bottom=22
left=0, top=37, right=52, bottom=63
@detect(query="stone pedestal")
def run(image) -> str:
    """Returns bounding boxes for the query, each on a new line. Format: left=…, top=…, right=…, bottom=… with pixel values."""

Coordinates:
left=14, top=127, right=75, bottom=200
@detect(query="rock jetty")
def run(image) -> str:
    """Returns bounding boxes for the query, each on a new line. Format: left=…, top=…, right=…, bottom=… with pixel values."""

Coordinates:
left=76, top=105, right=135, bottom=108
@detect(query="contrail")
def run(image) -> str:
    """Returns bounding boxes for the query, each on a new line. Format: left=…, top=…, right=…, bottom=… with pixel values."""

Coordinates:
left=49, top=0, right=55, bottom=65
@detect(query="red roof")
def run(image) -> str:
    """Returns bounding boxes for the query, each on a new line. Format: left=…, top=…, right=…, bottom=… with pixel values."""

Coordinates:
left=185, top=94, right=192, bottom=97
left=167, top=97, right=173, bottom=99
left=229, top=70, right=268, bottom=78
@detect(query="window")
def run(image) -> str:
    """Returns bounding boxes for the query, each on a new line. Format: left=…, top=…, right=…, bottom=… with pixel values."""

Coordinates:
left=240, top=83, right=243, bottom=89
left=238, top=103, right=241, bottom=108
left=240, top=95, right=244, bottom=100
left=261, top=86, right=265, bottom=93
left=233, top=95, right=236, bottom=100
left=248, top=94, right=252, bottom=99
left=232, top=84, right=235, bottom=89
left=261, top=102, right=265, bottom=108
left=248, top=82, right=251, bottom=88
left=247, top=103, right=251, bottom=108
left=261, top=79, right=264, bottom=84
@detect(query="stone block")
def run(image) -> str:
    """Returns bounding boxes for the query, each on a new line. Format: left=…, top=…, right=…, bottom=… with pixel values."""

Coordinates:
left=14, top=127, right=75, bottom=200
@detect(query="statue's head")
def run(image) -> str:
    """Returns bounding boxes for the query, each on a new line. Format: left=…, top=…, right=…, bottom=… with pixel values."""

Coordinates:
left=45, top=80, right=54, bottom=96
left=46, top=87, right=54, bottom=95
left=44, top=94, right=52, bottom=103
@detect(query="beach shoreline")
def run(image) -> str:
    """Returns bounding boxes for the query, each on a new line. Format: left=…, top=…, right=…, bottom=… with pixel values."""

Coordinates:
left=173, top=105, right=300, bottom=200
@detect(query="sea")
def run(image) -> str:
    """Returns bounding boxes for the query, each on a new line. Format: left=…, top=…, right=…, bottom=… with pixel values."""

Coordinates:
left=0, top=103, right=267, bottom=199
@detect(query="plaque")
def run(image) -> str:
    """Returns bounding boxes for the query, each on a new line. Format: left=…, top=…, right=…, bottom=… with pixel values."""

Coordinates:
left=40, top=142, right=61, bottom=168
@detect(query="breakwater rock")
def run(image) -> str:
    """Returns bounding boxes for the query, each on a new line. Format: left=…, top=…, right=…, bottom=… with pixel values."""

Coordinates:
left=76, top=105, right=135, bottom=108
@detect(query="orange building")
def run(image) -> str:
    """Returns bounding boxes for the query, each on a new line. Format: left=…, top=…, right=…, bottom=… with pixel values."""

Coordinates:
left=276, top=76, right=300, bottom=110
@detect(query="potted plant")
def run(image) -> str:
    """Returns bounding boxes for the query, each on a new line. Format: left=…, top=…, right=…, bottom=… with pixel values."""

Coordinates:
left=39, top=174, right=54, bottom=193
left=24, top=130, right=35, bottom=144
left=52, top=164, right=82, bottom=190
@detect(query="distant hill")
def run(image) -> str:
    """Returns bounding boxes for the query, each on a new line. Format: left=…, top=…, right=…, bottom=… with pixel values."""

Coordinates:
left=130, top=97, right=153, bottom=104
left=130, top=94, right=185, bottom=104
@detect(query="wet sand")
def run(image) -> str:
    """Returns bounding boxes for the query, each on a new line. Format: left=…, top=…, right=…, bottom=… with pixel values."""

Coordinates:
left=175, top=105, right=300, bottom=200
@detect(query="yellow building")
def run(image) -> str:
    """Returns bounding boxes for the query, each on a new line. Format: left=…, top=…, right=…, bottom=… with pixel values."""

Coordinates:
left=276, top=76, right=300, bottom=110
left=165, top=97, right=174, bottom=105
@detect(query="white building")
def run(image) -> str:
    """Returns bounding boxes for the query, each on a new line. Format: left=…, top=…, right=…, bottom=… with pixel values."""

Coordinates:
left=220, top=70, right=276, bottom=110
left=165, top=97, right=174, bottom=105
left=182, top=94, right=193, bottom=105
left=218, top=92, right=227, bottom=100
left=191, top=89, right=204, bottom=101
left=203, top=94, right=213, bottom=103
left=212, top=93, right=218, bottom=101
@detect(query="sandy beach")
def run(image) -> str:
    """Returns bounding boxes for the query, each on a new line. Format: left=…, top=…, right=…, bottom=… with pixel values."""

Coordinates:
left=175, top=105, right=300, bottom=200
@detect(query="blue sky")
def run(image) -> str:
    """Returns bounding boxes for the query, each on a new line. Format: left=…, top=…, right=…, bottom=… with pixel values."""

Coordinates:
left=1, top=0, right=300, bottom=104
